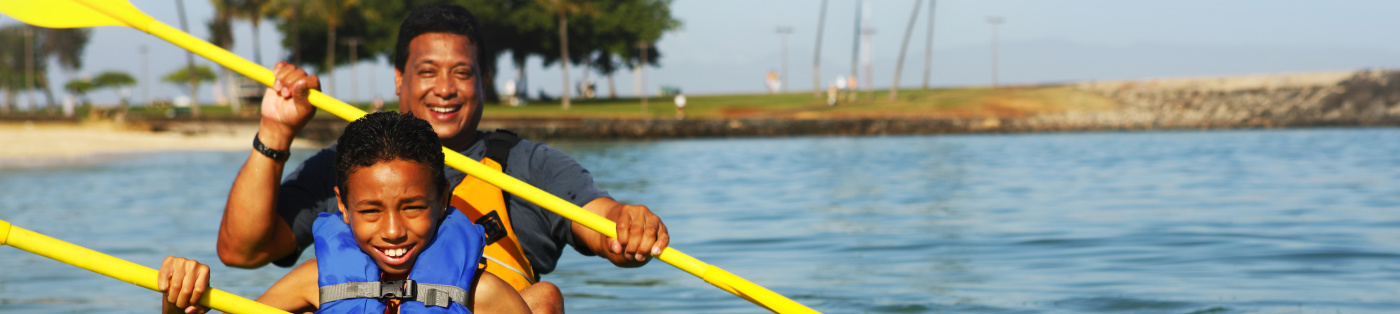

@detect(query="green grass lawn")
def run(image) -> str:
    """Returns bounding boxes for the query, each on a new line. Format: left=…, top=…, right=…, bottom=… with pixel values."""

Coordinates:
left=485, top=85, right=1119, bottom=119
left=6, top=85, right=1119, bottom=121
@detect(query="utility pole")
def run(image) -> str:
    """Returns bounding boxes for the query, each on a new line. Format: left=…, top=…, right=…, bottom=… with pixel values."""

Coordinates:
left=859, top=1, right=874, bottom=98
left=23, top=26, right=33, bottom=112
left=890, top=0, right=923, bottom=101
left=922, top=0, right=936, bottom=90
left=345, top=38, right=360, bottom=105
left=988, top=16, right=1003, bottom=89
left=559, top=11, right=571, bottom=110
left=638, top=42, right=649, bottom=115
left=176, top=0, right=200, bottom=117
left=812, top=0, right=828, bottom=98
left=848, top=0, right=861, bottom=100
left=776, top=26, right=793, bottom=94
left=140, top=45, right=149, bottom=106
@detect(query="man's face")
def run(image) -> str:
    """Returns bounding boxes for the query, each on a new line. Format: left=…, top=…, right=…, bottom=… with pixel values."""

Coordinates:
left=395, top=32, right=482, bottom=143
left=335, top=159, right=444, bottom=277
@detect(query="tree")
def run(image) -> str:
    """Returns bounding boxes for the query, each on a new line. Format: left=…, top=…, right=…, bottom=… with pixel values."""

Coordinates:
left=537, top=0, right=594, bottom=110
left=233, top=0, right=271, bottom=65
left=889, top=0, right=922, bottom=101
left=64, top=79, right=97, bottom=106
left=269, top=0, right=679, bottom=106
left=0, top=26, right=91, bottom=114
left=162, top=65, right=218, bottom=107
left=94, top=71, right=137, bottom=113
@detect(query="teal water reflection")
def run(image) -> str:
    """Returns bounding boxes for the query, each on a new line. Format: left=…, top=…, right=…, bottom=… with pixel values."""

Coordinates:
left=4, top=128, right=1400, bottom=313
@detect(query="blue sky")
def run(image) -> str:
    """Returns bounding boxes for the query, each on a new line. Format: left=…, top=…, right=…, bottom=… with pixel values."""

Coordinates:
left=4, top=0, right=1400, bottom=105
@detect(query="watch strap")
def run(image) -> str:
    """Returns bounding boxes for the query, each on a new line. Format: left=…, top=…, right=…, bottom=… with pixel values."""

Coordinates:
left=253, top=132, right=291, bottom=162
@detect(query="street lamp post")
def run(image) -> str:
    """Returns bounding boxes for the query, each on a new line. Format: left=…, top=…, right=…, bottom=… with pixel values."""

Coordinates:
left=345, top=38, right=361, bottom=105
left=812, top=0, right=828, bottom=99
left=776, top=26, right=793, bottom=94
left=987, top=16, right=1003, bottom=89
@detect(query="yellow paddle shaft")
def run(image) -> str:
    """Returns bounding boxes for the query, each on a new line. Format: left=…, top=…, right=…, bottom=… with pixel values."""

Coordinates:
left=0, top=219, right=291, bottom=314
left=77, top=1, right=817, bottom=312
left=445, top=154, right=818, bottom=313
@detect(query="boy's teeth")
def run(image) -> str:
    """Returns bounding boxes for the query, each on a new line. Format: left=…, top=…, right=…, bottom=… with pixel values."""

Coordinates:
left=385, top=248, right=406, bottom=257
left=429, top=106, right=458, bottom=113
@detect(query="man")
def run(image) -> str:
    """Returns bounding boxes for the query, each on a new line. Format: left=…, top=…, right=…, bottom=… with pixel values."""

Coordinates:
left=216, top=5, right=669, bottom=313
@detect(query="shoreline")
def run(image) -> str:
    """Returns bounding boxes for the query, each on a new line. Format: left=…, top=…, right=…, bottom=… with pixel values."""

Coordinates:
left=0, top=121, right=318, bottom=168
left=7, top=69, right=1400, bottom=165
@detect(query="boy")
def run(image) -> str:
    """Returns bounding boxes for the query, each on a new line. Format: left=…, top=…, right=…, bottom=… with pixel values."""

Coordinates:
left=159, top=112, right=529, bottom=313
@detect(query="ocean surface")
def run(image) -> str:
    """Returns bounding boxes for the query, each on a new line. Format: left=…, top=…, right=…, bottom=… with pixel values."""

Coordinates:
left=3, top=128, right=1400, bottom=313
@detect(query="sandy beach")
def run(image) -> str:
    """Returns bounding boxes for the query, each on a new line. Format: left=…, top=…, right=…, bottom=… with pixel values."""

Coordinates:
left=0, top=121, right=318, bottom=167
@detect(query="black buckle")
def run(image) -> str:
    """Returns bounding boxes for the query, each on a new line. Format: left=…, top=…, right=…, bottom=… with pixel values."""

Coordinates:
left=380, top=279, right=417, bottom=300
left=475, top=211, right=507, bottom=245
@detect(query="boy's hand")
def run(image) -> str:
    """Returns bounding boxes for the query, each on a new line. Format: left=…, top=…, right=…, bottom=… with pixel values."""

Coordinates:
left=158, top=256, right=211, bottom=314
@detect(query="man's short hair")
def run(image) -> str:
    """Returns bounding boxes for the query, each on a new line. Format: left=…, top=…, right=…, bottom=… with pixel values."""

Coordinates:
left=393, top=4, right=485, bottom=72
left=335, top=112, right=448, bottom=199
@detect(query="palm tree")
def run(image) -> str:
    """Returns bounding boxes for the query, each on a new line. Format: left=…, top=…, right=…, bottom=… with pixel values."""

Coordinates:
left=234, top=0, right=270, bottom=65
left=264, top=0, right=303, bottom=65
left=175, top=0, right=201, bottom=117
left=307, top=0, right=359, bottom=98
left=209, top=0, right=240, bottom=110
left=889, top=0, right=923, bottom=101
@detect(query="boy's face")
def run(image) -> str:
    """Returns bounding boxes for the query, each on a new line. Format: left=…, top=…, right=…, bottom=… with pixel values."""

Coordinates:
left=335, top=159, right=445, bottom=277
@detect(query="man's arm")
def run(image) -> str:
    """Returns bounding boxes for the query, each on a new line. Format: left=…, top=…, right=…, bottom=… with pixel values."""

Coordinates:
left=216, top=62, right=320, bottom=268
left=572, top=197, right=670, bottom=267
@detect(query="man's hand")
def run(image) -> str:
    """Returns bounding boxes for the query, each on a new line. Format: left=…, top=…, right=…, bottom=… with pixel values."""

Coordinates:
left=578, top=197, right=670, bottom=267
left=612, top=203, right=669, bottom=262
left=257, top=61, right=320, bottom=150
left=158, top=256, right=211, bottom=314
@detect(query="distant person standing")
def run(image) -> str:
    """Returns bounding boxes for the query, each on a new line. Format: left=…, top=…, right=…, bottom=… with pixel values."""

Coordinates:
left=847, top=75, right=859, bottom=102
left=674, top=94, right=686, bottom=120
left=502, top=79, right=519, bottom=106
left=835, top=76, right=849, bottom=103
left=826, top=82, right=838, bottom=106
left=766, top=70, right=781, bottom=94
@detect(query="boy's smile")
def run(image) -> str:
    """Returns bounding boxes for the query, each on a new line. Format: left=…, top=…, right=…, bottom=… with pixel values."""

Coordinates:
left=335, top=159, right=445, bottom=278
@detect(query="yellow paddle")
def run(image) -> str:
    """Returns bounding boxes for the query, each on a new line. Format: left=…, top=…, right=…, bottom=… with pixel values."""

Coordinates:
left=0, top=218, right=291, bottom=314
left=0, top=1, right=817, bottom=313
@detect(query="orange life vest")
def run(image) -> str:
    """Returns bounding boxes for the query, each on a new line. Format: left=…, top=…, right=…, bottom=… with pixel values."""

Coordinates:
left=448, top=132, right=537, bottom=291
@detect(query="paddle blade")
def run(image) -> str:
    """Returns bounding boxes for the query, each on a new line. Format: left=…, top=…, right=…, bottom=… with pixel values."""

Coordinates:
left=0, top=0, right=141, bottom=29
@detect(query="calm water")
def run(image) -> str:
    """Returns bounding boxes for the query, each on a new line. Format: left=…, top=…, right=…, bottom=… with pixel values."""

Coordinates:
left=3, top=128, right=1400, bottom=313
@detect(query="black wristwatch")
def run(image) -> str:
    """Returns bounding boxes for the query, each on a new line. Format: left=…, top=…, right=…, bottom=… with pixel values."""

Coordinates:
left=253, top=132, right=291, bottom=162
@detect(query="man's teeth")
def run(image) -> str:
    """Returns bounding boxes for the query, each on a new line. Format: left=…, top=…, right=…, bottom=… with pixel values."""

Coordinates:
left=429, top=106, right=459, bottom=113
left=384, top=247, right=408, bottom=258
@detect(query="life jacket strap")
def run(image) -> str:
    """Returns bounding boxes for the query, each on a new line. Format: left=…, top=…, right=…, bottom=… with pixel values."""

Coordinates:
left=319, top=280, right=467, bottom=308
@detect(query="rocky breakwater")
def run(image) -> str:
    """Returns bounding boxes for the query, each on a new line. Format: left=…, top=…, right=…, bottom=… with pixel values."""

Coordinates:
left=1019, top=70, right=1400, bottom=131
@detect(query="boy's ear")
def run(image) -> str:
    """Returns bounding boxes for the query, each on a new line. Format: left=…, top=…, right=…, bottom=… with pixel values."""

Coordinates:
left=335, top=186, right=350, bottom=224
left=439, top=189, right=453, bottom=219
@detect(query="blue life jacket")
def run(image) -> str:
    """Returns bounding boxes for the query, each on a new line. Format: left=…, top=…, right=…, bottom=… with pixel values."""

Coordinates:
left=313, top=208, right=485, bottom=314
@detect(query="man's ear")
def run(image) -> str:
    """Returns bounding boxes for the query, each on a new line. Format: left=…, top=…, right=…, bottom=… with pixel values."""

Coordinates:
left=393, top=68, right=403, bottom=97
left=335, top=186, right=350, bottom=224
